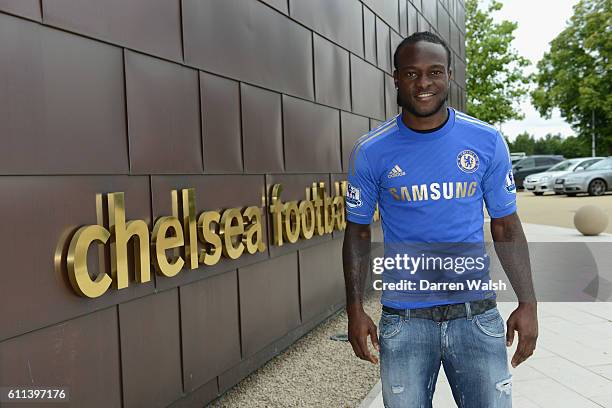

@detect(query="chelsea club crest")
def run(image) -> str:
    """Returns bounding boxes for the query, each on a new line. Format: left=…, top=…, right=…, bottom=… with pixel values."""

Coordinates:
left=456, top=150, right=479, bottom=173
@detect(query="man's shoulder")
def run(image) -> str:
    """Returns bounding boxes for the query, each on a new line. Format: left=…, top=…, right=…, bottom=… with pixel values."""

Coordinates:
left=354, top=115, right=401, bottom=156
left=453, top=110, right=499, bottom=138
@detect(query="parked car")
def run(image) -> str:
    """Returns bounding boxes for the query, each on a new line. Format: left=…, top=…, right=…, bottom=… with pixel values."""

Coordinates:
left=510, top=152, right=526, bottom=166
left=554, top=157, right=612, bottom=196
left=512, top=155, right=565, bottom=189
left=524, top=157, right=605, bottom=195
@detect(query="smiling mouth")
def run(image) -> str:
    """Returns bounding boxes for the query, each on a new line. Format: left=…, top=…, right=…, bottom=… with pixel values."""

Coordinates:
left=416, top=92, right=436, bottom=100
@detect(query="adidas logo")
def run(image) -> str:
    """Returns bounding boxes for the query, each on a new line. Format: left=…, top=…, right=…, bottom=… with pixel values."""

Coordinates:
left=388, top=165, right=406, bottom=178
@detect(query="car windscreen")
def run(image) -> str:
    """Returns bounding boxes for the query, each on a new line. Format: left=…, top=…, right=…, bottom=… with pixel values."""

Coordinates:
left=547, top=160, right=576, bottom=171
left=587, top=158, right=612, bottom=170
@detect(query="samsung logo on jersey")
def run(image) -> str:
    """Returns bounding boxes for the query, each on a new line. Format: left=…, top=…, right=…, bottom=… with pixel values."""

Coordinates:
left=389, top=181, right=478, bottom=202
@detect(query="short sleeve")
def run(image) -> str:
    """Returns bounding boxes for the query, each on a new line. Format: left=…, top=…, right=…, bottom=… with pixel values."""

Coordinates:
left=345, top=147, right=379, bottom=224
left=483, top=133, right=517, bottom=218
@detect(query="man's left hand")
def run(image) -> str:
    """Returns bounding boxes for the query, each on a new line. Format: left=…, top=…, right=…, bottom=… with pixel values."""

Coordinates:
left=506, top=303, right=538, bottom=367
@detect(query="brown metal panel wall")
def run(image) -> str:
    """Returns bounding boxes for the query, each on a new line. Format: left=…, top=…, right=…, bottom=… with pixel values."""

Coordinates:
left=0, top=14, right=128, bottom=175
left=282, top=95, right=342, bottom=173
left=167, top=378, right=218, bottom=408
left=351, top=54, right=385, bottom=120
left=341, top=111, right=370, bottom=171
left=391, top=30, right=403, bottom=64
left=399, top=0, right=408, bottom=36
left=422, top=0, right=438, bottom=27
left=289, top=0, right=364, bottom=57
left=119, top=289, right=183, bottom=408
left=241, top=84, right=285, bottom=173
left=0, top=0, right=40, bottom=21
left=283, top=96, right=342, bottom=173
left=125, top=50, right=203, bottom=174
left=298, top=239, right=345, bottom=323
left=150, top=174, right=268, bottom=290
left=42, top=0, right=182, bottom=61
left=370, top=118, right=383, bottom=130
left=260, top=0, right=288, bottom=14
left=407, top=1, right=419, bottom=35
left=238, top=252, right=301, bottom=358
left=418, top=12, right=429, bottom=31
left=180, top=270, right=241, bottom=392
left=451, top=18, right=461, bottom=55
left=363, top=5, right=377, bottom=65
left=438, top=3, right=451, bottom=45
left=455, top=59, right=466, bottom=89
left=0, top=176, right=152, bottom=342
left=183, top=0, right=314, bottom=100
left=361, top=0, right=400, bottom=32
left=313, top=33, right=352, bottom=111
left=0, top=307, right=122, bottom=408
left=376, top=17, right=392, bottom=74
left=200, top=72, right=243, bottom=173
left=0, top=0, right=466, bottom=405
left=385, top=73, right=398, bottom=120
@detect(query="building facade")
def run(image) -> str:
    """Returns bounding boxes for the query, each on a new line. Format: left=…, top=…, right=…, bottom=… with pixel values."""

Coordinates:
left=0, top=0, right=466, bottom=406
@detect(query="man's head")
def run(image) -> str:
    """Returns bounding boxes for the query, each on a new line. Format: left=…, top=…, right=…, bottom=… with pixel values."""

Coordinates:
left=393, top=31, right=452, bottom=118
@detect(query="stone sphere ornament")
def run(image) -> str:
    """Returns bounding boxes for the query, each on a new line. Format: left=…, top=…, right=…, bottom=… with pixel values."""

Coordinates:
left=574, top=205, right=609, bottom=236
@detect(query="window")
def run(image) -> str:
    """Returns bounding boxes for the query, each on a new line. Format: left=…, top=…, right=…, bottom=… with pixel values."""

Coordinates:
left=548, top=160, right=575, bottom=171
left=580, top=159, right=603, bottom=169
left=588, top=158, right=612, bottom=170
left=517, top=158, right=535, bottom=168
left=535, top=157, right=552, bottom=166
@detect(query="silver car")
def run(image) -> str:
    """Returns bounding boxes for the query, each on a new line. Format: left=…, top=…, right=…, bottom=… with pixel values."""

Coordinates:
left=524, top=157, right=604, bottom=195
left=555, top=157, right=612, bottom=196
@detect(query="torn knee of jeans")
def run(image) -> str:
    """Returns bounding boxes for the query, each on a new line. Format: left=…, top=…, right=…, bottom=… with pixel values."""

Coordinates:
left=391, top=385, right=404, bottom=394
left=495, top=377, right=512, bottom=395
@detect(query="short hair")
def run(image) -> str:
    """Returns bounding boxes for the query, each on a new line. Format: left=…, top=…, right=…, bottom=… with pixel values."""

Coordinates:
left=393, top=31, right=452, bottom=70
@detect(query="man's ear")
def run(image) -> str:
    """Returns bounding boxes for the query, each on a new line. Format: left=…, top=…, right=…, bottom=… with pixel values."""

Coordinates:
left=448, top=68, right=453, bottom=81
left=393, top=70, right=399, bottom=89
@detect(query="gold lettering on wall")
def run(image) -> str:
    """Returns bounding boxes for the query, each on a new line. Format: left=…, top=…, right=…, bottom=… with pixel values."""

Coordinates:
left=64, top=181, right=361, bottom=298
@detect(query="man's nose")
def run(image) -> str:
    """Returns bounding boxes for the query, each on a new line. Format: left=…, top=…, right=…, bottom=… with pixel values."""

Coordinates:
left=416, top=74, right=433, bottom=89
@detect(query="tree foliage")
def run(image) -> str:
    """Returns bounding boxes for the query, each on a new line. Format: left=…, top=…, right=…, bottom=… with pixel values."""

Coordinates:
left=531, top=0, right=612, bottom=154
left=507, top=132, right=591, bottom=158
left=465, top=0, right=530, bottom=125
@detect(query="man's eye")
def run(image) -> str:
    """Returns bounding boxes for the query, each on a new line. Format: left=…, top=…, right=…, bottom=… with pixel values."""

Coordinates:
left=431, top=71, right=442, bottom=76
left=405, top=72, right=417, bottom=78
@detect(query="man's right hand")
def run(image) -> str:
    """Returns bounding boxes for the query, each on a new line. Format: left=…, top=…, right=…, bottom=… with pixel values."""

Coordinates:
left=347, top=305, right=379, bottom=364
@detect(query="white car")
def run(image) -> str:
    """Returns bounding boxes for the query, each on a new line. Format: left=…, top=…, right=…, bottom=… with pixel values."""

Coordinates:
left=524, top=157, right=604, bottom=195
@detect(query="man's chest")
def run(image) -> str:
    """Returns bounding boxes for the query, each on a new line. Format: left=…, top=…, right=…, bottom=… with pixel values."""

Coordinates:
left=376, top=144, right=486, bottom=205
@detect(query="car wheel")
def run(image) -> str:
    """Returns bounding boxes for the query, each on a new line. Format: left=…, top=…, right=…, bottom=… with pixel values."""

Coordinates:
left=533, top=192, right=544, bottom=196
left=567, top=193, right=577, bottom=197
left=588, top=179, right=607, bottom=196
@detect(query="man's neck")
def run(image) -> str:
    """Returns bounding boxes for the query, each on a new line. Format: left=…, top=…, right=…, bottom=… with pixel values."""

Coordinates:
left=401, top=104, right=449, bottom=131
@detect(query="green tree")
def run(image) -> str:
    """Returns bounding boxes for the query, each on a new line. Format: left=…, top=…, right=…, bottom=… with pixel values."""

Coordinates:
left=532, top=0, right=612, bottom=155
left=534, top=134, right=563, bottom=155
left=559, top=136, right=591, bottom=158
left=465, top=0, right=531, bottom=125
left=510, top=132, right=536, bottom=155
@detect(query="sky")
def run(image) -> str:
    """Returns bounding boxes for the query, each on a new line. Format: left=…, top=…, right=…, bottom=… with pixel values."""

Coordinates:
left=490, top=0, right=580, bottom=140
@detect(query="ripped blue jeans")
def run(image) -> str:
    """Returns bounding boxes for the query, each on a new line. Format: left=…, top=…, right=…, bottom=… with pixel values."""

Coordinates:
left=379, top=306, right=512, bottom=408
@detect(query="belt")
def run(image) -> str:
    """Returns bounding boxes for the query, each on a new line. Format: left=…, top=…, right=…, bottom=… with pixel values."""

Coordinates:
left=382, top=298, right=496, bottom=322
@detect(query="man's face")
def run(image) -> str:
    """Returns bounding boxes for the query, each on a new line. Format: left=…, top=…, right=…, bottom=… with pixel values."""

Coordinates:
left=394, top=41, right=451, bottom=118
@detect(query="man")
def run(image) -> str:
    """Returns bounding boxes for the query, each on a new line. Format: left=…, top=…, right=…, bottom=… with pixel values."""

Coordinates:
left=343, top=32, right=538, bottom=407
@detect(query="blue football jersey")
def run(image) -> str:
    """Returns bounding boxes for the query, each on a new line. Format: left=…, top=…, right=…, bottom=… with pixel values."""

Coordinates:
left=346, top=108, right=517, bottom=308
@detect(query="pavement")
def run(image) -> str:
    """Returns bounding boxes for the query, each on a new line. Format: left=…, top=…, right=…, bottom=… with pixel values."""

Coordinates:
left=360, top=222, right=612, bottom=408
left=511, top=191, right=612, bottom=233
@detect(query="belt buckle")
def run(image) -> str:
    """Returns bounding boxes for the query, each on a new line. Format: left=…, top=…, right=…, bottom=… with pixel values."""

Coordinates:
left=433, top=304, right=451, bottom=322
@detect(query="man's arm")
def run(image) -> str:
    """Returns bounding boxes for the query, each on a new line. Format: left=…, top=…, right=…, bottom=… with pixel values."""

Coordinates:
left=490, top=212, right=538, bottom=367
left=343, top=221, right=379, bottom=364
